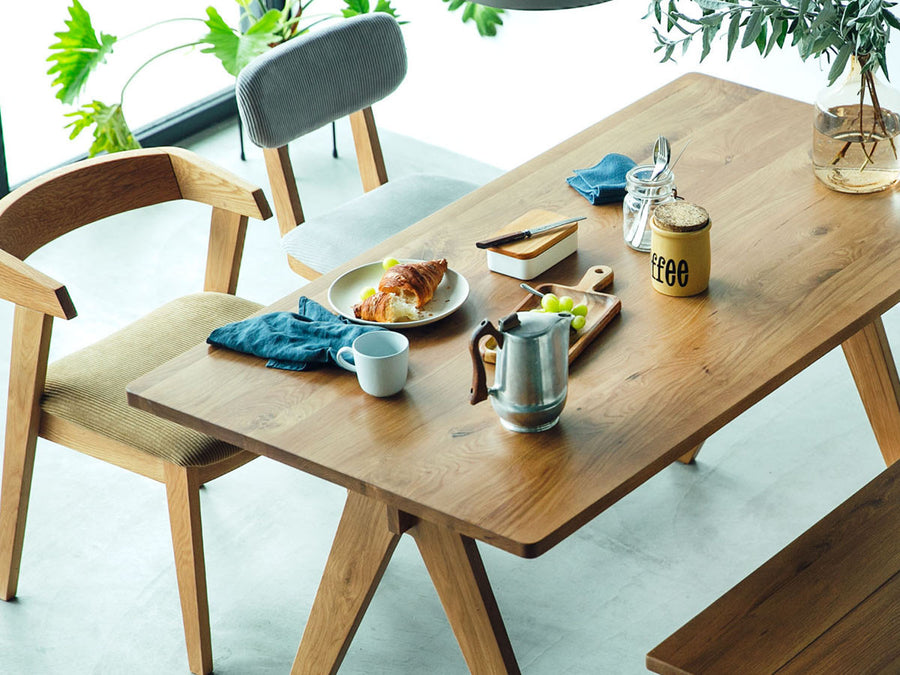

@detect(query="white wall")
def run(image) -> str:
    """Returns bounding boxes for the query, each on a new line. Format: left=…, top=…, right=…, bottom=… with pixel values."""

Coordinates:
left=376, top=2, right=900, bottom=170
left=4, top=1, right=900, bottom=181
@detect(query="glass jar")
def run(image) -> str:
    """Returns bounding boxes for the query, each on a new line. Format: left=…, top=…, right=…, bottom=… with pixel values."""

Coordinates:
left=623, top=164, right=676, bottom=252
left=813, top=55, right=900, bottom=193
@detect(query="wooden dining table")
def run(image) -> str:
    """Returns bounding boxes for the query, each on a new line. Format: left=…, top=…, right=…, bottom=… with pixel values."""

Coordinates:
left=127, top=73, right=900, bottom=674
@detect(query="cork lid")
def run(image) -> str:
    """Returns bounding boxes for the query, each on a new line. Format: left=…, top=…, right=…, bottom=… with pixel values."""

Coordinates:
left=652, top=201, right=710, bottom=233
left=490, top=209, right=579, bottom=260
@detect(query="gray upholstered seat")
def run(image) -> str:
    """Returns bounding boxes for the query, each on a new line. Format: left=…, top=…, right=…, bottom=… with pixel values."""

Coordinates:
left=236, top=13, right=480, bottom=279
left=281, top=173, right=476, bottom=273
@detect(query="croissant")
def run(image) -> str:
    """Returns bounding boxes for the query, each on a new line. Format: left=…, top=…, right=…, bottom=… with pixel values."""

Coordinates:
left=378, top=259, right=448, bottom=309
left=353, top=292, right=419, bottom=323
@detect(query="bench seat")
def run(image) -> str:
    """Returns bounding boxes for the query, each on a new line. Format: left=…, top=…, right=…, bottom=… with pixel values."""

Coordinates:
left=647, top=459, right=900, bottom=674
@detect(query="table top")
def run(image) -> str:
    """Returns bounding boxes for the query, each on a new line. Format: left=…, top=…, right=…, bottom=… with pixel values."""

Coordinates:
left=128, top=73, right=900, bottom=559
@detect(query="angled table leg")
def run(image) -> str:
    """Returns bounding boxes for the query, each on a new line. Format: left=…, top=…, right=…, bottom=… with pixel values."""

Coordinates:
left=677, top=441, right=705, bottom=465
left=842, top=316, right=900, bottom=466
left=411, top=519, right=520, bottom=675
left=291, top=491, right=400, bottom=675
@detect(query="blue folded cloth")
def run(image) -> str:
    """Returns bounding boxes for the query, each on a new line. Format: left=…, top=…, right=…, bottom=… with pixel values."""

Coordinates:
left=207, top=297, right=381, bottom=371
left=567, top=153, right=636, bottom=205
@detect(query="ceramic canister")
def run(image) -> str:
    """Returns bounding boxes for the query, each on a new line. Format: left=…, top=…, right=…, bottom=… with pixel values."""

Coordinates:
left=649, top=201, right=711, bottom=297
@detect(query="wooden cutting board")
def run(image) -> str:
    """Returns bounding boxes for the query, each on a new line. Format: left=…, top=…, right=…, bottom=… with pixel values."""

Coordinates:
left=481, top=265, right=622, bottom=364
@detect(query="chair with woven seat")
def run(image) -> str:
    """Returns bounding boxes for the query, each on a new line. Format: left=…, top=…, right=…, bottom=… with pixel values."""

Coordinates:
left=236, top=12, right=479, bottom=280
left=0, top=147, right=272, bottom=675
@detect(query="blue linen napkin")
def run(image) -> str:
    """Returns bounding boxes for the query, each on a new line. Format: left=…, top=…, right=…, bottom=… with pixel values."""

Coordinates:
left=207, top=297, right=381, bottom=371
left=567, top=153, right=636, bottom=205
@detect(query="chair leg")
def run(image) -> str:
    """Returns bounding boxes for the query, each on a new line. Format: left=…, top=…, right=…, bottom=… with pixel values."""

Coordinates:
left=0, top=307, right=53, bottom=600
left=164, top=463, right=212, bottom=675
left=0, top=431, right=37, bottom=601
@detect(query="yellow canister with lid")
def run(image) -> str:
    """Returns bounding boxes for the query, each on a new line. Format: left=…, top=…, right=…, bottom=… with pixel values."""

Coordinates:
left=649, top=201, right=710, bottom=297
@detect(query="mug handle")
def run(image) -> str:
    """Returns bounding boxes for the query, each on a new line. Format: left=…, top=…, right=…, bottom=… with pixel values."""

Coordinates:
left=335, top=346, right=356, bottom=372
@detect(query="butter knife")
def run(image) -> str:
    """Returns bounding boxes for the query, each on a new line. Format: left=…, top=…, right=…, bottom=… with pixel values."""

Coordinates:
left=475, top=216, right=586, bottom=249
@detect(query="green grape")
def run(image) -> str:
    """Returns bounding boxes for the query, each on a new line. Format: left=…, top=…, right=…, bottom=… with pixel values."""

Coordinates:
left=530, top=307, right=545, bottom=312
left=359, top=286, right=376, bottom=301
left=541, top=293, right=560, bottom=312
left=382, top=256, right=399, bottom=270
left=572, top=303, right=588, bottom=317
left=558, top=295, right=574, bottom=312
left=571, top=315, right=587, bottom=331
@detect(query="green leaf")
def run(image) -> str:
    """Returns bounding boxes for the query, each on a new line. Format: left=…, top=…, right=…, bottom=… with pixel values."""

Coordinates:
left=64, top=100, right=140, bottom=157
left=442, top=1, right=504, bottom=37
left=727, top=12, right=741, bottom=59
left=827, top=42, right=852, bottom=83
left=742, top=10, right=765, bottom=48
left=884, top=8, right=900, bottom=30
left=764, top=18, right=786, bottom=55
left=755, top=22, right=768, bottom=53
left=47, top=0, right=117, bottom=104
left=342, top=0, right=370, bottom=13
left=200, top=6, right=282, bottom=77
left=701, top=24, right=714, bottom=60
left=374, top=0, right=402, bottom=18
left=472, top=5, right=504, bottom=37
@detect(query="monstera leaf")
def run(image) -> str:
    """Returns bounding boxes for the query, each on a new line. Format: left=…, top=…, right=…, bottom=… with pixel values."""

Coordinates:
left=47, top=0, right=117, bottom=104
left=64, top=100, right=141, bottom=157
left=201, top=6, right=283, bottom=76
left=340, top=0, right=404, bottom=20
left=442, top=0, right=503, bottom=37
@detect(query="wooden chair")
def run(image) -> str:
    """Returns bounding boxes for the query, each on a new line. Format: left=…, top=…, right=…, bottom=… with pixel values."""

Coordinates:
left=0, top=147, right=272, bottom=675
left=236, top=13, right=479, bottom=280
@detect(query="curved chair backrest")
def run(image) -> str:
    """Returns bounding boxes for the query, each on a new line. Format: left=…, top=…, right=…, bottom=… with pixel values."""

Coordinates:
left=0, top=147, right=271, bottom=318
left=0, top=147, right=269, bottom=261
left=236, top=13, right=407, bottom=148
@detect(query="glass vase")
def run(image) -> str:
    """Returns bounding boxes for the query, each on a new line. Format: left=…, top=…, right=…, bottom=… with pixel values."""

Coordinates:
left=813, top=55, right=900, bottom=193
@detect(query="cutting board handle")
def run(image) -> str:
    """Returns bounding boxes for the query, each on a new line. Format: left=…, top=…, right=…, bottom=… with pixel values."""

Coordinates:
left=572, top=265, right=614, bottom=293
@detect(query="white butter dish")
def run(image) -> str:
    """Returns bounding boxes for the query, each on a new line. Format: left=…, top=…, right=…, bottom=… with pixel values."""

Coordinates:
left=485, top=209, right=579, bottom=280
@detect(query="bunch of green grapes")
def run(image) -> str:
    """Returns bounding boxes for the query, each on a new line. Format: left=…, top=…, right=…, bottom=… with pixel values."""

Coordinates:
left=359, top=256, right=401, bottom=300
left=531, top=293, right=588, bottom=331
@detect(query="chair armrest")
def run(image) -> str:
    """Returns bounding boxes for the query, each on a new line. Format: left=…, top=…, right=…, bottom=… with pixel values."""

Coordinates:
left=0, top=249, right=75, bottom=319
left=167, top=148, right=272, bottom=221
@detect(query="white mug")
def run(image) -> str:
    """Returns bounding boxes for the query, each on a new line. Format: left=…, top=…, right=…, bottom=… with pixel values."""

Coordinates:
left=335, top=331, right=409, bottom=397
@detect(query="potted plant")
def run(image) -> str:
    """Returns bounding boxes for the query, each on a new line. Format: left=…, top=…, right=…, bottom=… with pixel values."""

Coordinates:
left=646, top=0, right=900, bottom=193
left=48, top=0, right=505, bottom=156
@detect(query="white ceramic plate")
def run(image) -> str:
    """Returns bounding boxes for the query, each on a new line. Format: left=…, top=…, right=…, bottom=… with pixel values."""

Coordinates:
left=328, top=259, right=469, bottom=328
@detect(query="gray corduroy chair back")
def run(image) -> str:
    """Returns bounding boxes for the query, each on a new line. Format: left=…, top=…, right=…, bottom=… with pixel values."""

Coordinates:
left=236, top=13, right=479, bottom=280
left=237, top=13, right=407, bottom=149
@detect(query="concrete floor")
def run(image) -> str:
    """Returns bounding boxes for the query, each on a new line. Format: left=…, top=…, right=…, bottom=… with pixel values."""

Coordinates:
left=0, top=116, right=893, bottom=675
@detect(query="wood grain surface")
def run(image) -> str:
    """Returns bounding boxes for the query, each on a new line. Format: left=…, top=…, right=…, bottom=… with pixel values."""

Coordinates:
left=128, top=74, right=900, bottom=558
left=646, top=459, right=900, bottom=675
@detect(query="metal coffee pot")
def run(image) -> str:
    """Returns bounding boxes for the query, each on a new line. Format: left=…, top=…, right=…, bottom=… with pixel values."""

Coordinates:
left=469, top=311, right=570, bottom=432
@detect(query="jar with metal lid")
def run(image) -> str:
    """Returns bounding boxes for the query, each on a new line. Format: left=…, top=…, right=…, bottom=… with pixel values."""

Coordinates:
left=649, top=200, right=711, bottom=297
left=623, top=164, right=676, bottom=252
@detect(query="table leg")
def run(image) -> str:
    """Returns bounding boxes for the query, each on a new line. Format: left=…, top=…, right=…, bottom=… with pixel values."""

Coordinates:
left=411, top=519, right=520, bottom=675
left=677, top=441, right=705, bottom=464
left=290, top=491, right=400, bottom=675
left=842, top=316, right=900, bottom=466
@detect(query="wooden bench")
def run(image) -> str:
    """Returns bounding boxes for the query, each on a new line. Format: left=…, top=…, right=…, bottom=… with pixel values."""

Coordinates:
left=647, top=459, right=900, bottom=674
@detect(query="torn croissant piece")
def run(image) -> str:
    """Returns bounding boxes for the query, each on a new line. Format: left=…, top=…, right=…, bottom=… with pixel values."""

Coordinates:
left=378, top=258, right=448, bottom=309
left=353, top=292, right=419, bottom=323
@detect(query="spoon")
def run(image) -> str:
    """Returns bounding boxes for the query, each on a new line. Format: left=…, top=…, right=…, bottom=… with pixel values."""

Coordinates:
left=520, top=282, right=545, bottom=298
left=630, top=135, right=670, bottom=248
